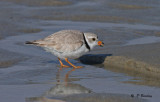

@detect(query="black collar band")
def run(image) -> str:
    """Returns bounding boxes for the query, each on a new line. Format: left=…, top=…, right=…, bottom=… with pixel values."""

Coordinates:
left=83, top=33, right=90, bottom=51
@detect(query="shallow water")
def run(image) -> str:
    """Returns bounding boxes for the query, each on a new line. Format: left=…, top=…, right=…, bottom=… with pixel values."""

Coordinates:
left=0, top=0, right=160, bottom=102
left=125, top=36, right=160, bottom=46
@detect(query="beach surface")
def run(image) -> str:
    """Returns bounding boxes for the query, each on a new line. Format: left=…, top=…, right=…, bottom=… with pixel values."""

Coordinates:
left=0, top=0, right=160, bottom=102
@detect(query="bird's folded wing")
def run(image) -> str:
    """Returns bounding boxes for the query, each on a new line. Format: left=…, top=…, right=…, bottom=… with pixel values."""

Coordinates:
left=33, top=30, right=84, bottom=52
left=44, top=30, right=84, bottom=44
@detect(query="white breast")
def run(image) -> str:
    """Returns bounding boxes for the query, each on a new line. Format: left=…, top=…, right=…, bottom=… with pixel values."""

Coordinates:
left=44, top=44, right=89, bottom=59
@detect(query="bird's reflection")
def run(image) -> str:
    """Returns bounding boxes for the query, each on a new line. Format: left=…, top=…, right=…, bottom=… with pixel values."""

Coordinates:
left=44, top=68, right=91, bottom=97
left=26, top=68, right=91, bottom=102
left=56, top=67, right=75, bottom=85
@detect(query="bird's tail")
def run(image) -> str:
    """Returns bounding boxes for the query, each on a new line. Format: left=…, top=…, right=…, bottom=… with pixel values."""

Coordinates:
left=25, top=41, right=37, bottom=45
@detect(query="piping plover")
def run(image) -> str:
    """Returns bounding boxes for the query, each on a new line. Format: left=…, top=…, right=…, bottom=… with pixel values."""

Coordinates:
left=26, top=30, right=104, bottom=68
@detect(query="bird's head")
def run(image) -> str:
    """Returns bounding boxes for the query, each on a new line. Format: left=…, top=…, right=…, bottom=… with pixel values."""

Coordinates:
left=84, top=33, right=104, bottom=50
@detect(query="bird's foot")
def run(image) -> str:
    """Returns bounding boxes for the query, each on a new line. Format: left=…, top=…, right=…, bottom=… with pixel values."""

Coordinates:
left=58, top=58, right=70, bottom=68
left=65, top=58, right=83, bottom=69
left=58, top=65, right=70, bottom=71
left=61, top=65, right=70, bottom=68
left=73, top=66, right=83, bottom=69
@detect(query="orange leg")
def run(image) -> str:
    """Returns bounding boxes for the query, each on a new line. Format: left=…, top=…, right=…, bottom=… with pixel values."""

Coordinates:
left=65, top=58, right=83, bottom=69
left=65, top=68, right=75, bottom=86
left=58, top=58, right=70, bottom=68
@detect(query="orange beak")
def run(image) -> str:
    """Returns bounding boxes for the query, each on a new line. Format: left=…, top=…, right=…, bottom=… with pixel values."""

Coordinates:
left=98, top=41, right=104, bottom=47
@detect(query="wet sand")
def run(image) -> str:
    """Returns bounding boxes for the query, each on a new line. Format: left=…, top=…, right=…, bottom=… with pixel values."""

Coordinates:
left=0, top=0, right=160, bottom=102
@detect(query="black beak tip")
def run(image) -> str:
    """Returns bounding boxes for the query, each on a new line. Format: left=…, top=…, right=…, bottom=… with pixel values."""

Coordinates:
left=100, top=42, right=104, bottom=47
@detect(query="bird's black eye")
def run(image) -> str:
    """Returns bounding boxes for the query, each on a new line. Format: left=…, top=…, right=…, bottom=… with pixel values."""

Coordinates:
left=92, top=38, right=96, bottom=41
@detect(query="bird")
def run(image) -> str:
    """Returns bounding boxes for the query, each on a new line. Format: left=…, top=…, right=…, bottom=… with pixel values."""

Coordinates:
left=26, top=30, right=104, bottom=69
